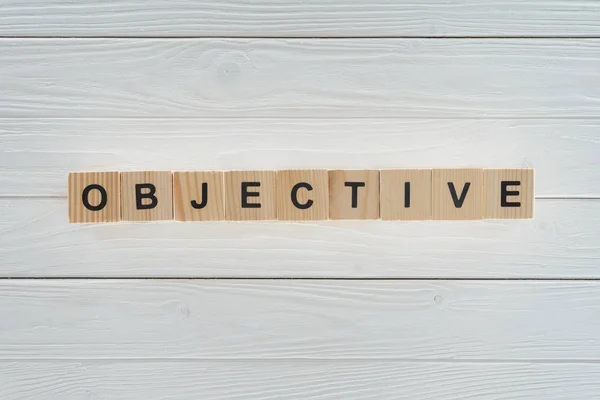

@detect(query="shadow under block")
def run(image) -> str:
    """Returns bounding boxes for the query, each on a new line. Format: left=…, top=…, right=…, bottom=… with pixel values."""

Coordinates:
left=432, top=169, right=484, bottom=220
left=485, top=169, right=534, bottom=219
left=224, top=170, right=277, bottom=221
left=120, top=171, right=173, bottom=221
left=329, top=170, right=380, bottom=220
left=68, top=172, right=120, bottom=223
left=277, top=170, right=329, bottom=221
left=173, top=171, right=224, bottom=221
left=380, top=169, right=432, bottom=220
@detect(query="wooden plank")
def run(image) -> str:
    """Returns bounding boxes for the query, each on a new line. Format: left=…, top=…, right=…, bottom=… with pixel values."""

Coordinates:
left=2, top=39, right=600, bottom=118
left=1, top=361, right=599, bottom=400
left=0, top=280, right=599, bottom=359
left=1, top=118, right=598, bottom=197
left=0, top=198, right=597, bottom=278
left=2, top=0, right=600, bottom=37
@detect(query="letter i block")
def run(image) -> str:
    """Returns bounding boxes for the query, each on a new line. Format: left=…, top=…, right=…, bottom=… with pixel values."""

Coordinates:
left=68, top=172, right=120, bottom=223
left=121, top=171, right=173, bottom=221
left=432, top=169, right=483, bottom=220
left=277, top=170, right=329, bottom=221
left=224, top=171, right=277, bottom=221
left=173, top=171, right=225, bottom=221
left=484, top=169, right=534, bottom=219
left=380, top=169, right=432, bottom=220
left=329, top=170, right=380, bottom=220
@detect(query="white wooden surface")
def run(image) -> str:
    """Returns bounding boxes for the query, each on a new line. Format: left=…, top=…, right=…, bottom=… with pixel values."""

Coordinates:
left=1, top=118, right=598, bottom=196
left=2, top=0, right=600, bottom=37
left=1, top=1, right=600, bottom=398
left=1, top=199, right=598, bottom=278
left=2, top=39, right=600, bottom=118
left=2, top=361, right=599, bottom=400
left=1, top=280, right=599, bottom=360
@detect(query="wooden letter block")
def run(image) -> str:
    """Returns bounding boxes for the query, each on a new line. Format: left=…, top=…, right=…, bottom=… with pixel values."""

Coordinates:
left=484, top=169, right=534, bottom=219
left=380, top=169, right=432, bottom=220
left=277, top=170, right=329, bottom=221
left=224, top=170, right=277, bottom=221
left=173, top=171, right=224, bottom=221
left=329, top=170, right=379, bottom=220
left=68, top=172, right=120, bottom=223
left=433, top=169, right=483, bottom=220
left=121, top=171, right=173, bottom=221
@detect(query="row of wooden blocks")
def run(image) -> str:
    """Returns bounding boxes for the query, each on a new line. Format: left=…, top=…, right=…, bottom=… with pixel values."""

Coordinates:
left=68, top=169, right=534, bottom=223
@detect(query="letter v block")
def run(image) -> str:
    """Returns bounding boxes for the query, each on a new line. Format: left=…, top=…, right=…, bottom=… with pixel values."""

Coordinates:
left=68, top=172, right=120, bottom=223
left=121, top=171, right=173, bottom=221
left=433, top=169, right=483, bottom=220
left=173, top=171, right=224, bottom=221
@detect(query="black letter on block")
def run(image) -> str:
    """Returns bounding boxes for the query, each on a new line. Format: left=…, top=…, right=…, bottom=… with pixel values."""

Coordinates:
left=501, top=181, right=521, bottom=207
left=191, top=182, right=208, bottom=209
left=135, top=183, right=158, bottom=210
left=448, top=182, right=471, bottom=208
left=291, top=182, right=313, bottom=209
left=404, top=182, right=411, bottom=208
left=345, top=182, right=365, bottom=208
left=241, top=182, right=261, bottom=208
left=82, top=184, right=107, bottom=212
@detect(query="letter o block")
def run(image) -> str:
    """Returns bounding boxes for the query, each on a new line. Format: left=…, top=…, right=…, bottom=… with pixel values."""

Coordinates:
left=277, top=170, right=329, bottom=221
left=68, top=172, right=120, bottom=223
left=121, top=171, right=173, bottom=221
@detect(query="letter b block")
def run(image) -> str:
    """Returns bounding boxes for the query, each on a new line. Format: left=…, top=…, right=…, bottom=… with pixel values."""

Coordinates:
left=277, top=170, right=329, bottom=221
left=68, top=172, right=120, bottom=223
left=121, top=171, right=173, bottom=221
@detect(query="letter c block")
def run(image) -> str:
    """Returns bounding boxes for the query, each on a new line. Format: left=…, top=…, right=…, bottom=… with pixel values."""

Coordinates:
left=277, top=170, right=329, bottom=221
left=121, top=171, right=173, bottom=221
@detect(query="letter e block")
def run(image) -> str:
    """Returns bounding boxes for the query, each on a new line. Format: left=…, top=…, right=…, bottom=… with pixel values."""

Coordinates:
left=173, top=171, right=224, bottom=221
left=277, top=170, right=329, bottom=221
left=433, top=169, right=483, bottom=220
left=484, top=169, right=534, bottom=219
left=224, top=171, right=277, bottom=221
left=329, top=170, right=379, bottom=220
left=68, top=172, right=120, bottom=223
left=380, top=169, right=432, bottom=220
left=121, top=171, right=173, bottom=221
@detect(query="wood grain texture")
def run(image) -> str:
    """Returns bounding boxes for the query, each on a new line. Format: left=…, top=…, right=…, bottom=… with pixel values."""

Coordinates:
left=1, top=361, right=599, bottom=400
left=380, top=169, right=432, bottom=220
left=68, top=172, right=120, bottom=223
left=225, top=170, right=277, bottom=221
left=329, top=170, right=379, bottom=220
left=2, top=39, right=600, bottom=118
left=173, top=171, right=224, bottom=222
left=120, top=171, right=173, bottom=221
left=0, top=198, right=597, bottom=278
left=2, top=0, right=600, bottom=37
left=433, top=169, right=484, bottom=220
left=2, top=118, right=598, bottom=197
left=485, top=169, right=535, bottom=219
left=1, top=279, right=600, bottom=360
left=277, top=169, right=329, bottom=221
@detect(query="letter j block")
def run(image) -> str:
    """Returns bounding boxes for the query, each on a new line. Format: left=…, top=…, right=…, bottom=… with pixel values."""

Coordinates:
left=121, top=171, right=173, bottom=221
left=68, top=172, right=120, bottom=223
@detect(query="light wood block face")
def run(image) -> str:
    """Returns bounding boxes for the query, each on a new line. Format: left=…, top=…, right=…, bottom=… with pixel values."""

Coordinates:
left=433, top=169, right=484, bottom=220
left=173, top=171, right=224, bottom=222
left=329, top=170, right=380, bottom=220
left=277, top=170, right=329, bottom=221
left=224, top=171, right=277, bottom=221
left=380, top=169, right=432, bottom=220
left=485, top=169, right=535, bottom=219
left=68, top=172, right=120, bottom=223
left=120, top=171, right=173, bottom=221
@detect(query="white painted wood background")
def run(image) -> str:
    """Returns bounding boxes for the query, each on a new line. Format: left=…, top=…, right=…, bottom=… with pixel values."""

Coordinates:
left=1, top=1, right=599, bottom=398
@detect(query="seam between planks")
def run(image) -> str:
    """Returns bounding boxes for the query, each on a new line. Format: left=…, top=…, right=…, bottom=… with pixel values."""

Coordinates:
left=3, top=36, right=600, bottom=39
